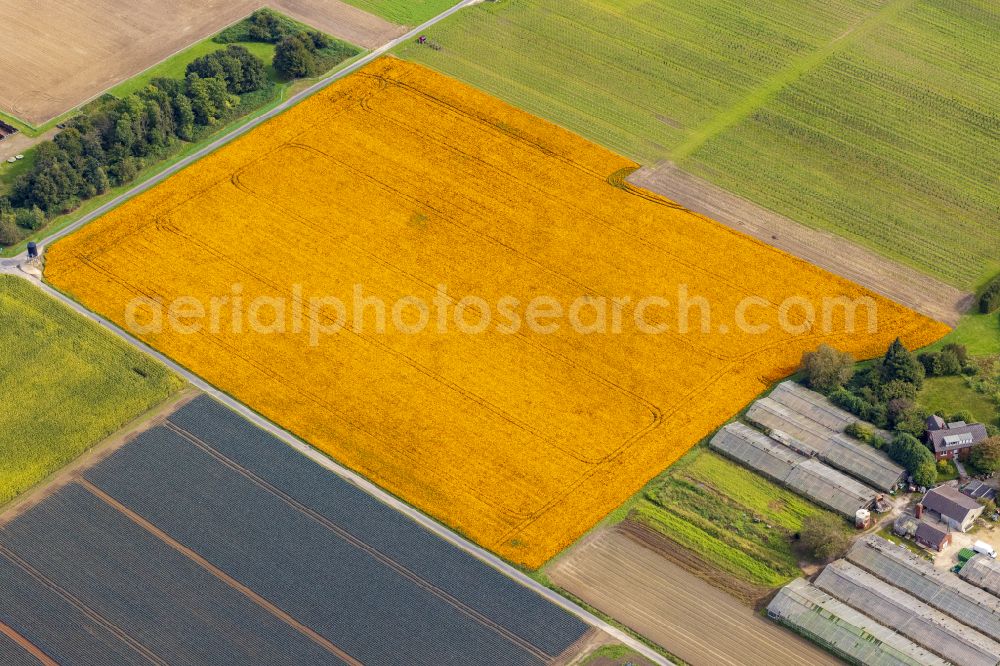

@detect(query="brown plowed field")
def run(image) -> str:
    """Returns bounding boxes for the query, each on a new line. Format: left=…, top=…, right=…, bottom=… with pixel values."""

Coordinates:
left=628, top=163, right=970, bottom=326
left=0, top=0, right=401, bottom=125
left=548, top=525, right=843, bottom=666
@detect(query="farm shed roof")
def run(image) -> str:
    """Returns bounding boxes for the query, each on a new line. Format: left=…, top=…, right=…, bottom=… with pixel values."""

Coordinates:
left=895, top=513, right=919, bottom=537
left=710, top=423, right=877, bottom=518
left=960, top=555, right=1000, bottom=598
left=745, top=398, right=904, bottom=491
left=770, top=381, right=891, bottom=439
left=767, top=579, right=949, bottom=666
left=962, top=480, right=997, bottom=501
left=815, top=560, right=1000, bottom=666
left=847, top=536, right=1000, bottom=642
left=769, top=381, right=858, bottom=430
left=923, top=485, right=984, bottom=523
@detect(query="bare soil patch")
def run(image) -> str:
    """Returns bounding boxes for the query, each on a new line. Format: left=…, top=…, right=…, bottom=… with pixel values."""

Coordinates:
left=547, top=525, right=842, bottom=666
left=0, top=129, right=56, bottom=162
left=271, top=0, right=405, bottom=49
left=0, top=0, right=400, bottom=125
left=620, top=520, right=774, bottom=607
left=628, top=163, right=970, bottom=326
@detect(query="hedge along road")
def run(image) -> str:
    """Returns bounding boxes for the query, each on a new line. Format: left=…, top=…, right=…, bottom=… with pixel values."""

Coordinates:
left=0, top=2, right=670, bottom=663
left=6, top=0, right=479, bottom=264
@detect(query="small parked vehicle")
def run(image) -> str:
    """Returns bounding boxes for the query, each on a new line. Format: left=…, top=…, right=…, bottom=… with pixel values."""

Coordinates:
left=973, top=540, right=997, bottom=558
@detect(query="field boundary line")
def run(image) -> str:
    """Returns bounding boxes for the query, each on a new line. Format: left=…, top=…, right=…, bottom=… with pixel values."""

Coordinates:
left=19, top=274, right=670, bottom=666
left=0, top=544, right=166, bottom=666
left=0, top=620, right=58, bottom=666
left=671, top=0, right=917, bottom=161
left=162, top=420, right=554, bottom=662
left=78, top=479, right=363, bottom=666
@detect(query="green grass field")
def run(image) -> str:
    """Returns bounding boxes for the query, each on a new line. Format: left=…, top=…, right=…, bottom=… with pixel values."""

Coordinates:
left=343, top=0, right=456, bottom=25
left=0, top=276, right=182, bottom=504
left=398, top=0, right=1000, bottom=288
left=926, top=311, right=1000, bottom=357
left=631, top=449, right=835, bottom=587
left=0, top=150, right=38, bottom=196
left=919, top=375, right=998, bottom=426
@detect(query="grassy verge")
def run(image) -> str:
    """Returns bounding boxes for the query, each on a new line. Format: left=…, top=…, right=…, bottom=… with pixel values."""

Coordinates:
left=0, top=276, right=183, bottom=506
left=925, top=310, right=1000, bottom=357
left=581, top=644, right=659, bottom=665
left=0, top=108, right=77, bottom=138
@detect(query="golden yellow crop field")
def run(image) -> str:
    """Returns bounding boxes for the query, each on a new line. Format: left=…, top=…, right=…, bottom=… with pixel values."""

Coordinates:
left=46, top=58, right=949, bottom=568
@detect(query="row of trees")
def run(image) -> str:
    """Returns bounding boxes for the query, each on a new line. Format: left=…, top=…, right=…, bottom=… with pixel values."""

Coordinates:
left=980, top=275, right=1000, bottom=314
left=0, top=46, right=268, bottom=245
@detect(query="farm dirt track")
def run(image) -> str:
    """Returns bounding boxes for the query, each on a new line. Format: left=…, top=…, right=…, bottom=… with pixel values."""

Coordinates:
left=548, top=525, right=842, bottom=666
left=629, top=163, right=971, bottom=326
left=46, top=58, right=947, bottom=568
left=0, top=0, right=401, bottom=125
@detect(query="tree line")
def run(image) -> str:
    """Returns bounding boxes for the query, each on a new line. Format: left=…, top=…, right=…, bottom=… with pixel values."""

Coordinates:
left=1, top=10, right=359, bottom=247
left=0, top=46, right=268, bottom=245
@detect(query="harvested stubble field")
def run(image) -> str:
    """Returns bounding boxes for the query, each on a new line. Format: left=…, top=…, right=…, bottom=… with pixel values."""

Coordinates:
left=47, top=58, right=946, bottom=568
left=399, top=0, right=1000, bottom=289
left=0, top=276, right=181, bottom=506
left=0, top=0, right=256, bottom=126
left=0, top=0, right=398, bottom=126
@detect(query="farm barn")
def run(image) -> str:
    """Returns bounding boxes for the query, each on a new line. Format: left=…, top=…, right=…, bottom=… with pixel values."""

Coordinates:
left=767, top=578, right=948, bottom=666
left=709, top=422, right=878, bottom=518
left=922, top=485, right=985, bottom=532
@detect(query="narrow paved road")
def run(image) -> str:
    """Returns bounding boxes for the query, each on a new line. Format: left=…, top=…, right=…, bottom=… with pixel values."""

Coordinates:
left=1, top=2, right=670, bottom=663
